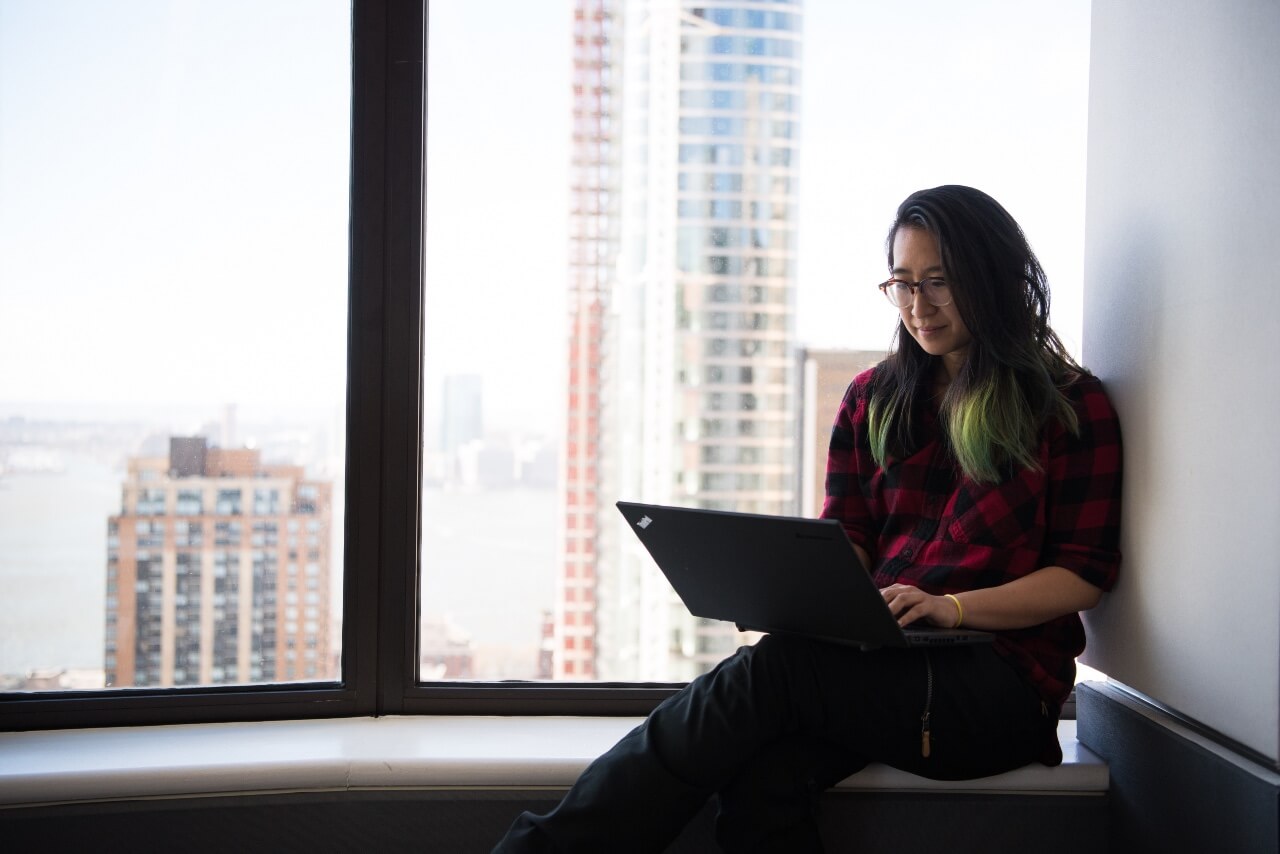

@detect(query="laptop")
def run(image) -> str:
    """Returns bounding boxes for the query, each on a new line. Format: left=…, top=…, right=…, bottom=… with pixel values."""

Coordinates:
left=616, top=501, right=992, bottom=649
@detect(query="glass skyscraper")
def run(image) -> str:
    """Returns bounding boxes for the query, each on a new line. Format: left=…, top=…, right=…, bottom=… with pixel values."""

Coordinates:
left=557, top=0, right=802, bottom=681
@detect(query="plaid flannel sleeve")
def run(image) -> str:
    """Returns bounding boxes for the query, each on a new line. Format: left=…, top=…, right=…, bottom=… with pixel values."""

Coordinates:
left=1039, top=376, right=1123, bottom=590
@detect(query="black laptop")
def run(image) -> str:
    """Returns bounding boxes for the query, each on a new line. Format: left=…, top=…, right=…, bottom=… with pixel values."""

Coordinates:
left=616, top=501, right=992, bottom=649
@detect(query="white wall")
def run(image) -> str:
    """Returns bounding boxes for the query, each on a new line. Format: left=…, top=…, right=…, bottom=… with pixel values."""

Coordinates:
left=1081, top=0, right=1280, bottom=763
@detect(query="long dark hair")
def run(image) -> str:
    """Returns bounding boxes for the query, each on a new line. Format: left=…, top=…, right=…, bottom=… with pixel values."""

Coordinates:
left=867, top=185, right=1083, bottom=482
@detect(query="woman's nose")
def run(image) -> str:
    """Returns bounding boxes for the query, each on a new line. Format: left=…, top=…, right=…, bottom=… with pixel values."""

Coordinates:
left=911, top=288, right=933, bottom=316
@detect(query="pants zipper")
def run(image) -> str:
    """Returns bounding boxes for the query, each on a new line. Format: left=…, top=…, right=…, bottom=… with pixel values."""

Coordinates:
left=921, top=650, right=933, bottom=758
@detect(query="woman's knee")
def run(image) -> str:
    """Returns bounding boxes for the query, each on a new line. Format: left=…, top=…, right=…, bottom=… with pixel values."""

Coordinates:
left=738, top=633, right=820, bottom=681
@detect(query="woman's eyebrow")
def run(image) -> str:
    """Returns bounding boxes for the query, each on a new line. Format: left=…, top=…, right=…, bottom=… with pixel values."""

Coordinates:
left=890, top=264, right=946, bottom=276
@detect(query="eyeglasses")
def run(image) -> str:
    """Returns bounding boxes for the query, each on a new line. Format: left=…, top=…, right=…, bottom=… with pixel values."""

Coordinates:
left=877, top=277, right=952, bottom=308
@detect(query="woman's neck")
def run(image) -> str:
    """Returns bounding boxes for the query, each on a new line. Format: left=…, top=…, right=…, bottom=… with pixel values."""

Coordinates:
left=939, top=351, right=966, bottom=383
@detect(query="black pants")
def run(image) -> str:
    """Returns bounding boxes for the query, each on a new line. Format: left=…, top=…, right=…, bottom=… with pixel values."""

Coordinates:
left=493, top=634, right=1050, bottom=853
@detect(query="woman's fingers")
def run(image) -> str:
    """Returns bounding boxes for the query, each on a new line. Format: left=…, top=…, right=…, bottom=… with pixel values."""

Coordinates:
left=881, top=584, right=939, bottom=627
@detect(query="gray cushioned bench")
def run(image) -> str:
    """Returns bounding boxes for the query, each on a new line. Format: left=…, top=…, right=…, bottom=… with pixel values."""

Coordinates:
left=0, top=715, right=1108, bottom=852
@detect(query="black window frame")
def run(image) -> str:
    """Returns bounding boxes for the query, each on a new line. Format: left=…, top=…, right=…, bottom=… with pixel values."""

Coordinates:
left=0, top=0, right=676, bottom=733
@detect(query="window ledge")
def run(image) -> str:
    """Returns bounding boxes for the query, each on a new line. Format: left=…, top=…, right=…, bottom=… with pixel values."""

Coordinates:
left=0, top=716, right=1106, bottom=808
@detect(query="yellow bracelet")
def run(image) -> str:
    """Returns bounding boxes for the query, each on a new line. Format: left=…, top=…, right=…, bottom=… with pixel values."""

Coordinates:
left=945, top=594, right=964, bottom=629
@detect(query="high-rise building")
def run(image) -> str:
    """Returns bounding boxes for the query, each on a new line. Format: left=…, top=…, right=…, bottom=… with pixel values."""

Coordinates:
left=798, top=348, right=883, bottom=517
left=556, top=0, right=803, bottom=681
left=555, top=0, right=621, bottom=680
left=104, top=437, right=333, bottom=688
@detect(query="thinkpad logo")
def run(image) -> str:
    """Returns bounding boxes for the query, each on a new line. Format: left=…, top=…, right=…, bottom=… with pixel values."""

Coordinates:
left=637, top=515, right=652, bottom=529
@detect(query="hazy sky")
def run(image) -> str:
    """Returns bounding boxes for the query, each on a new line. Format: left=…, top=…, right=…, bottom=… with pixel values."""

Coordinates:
left=1, top=0, right=1091, bottom=436
left=426, top=0, right=1091, bottom=434
left=0, top=1, right=351, bottom=421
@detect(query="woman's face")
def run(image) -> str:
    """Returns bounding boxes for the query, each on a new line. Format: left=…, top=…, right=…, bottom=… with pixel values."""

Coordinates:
left=891, top=226, right=972, bottom=378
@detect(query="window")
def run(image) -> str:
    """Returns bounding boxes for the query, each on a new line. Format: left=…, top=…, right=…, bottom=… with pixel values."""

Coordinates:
left=132, top=489, right=164, bottom=517
left=175, top=490, right=204, bottom=516
left=421, top=0, right=807, bottom=687
left=254, top=490, right=282, bottom=517
left=0, top=0, right=368, bottom=727
left=1, top=0, right=1092, bottom=730
left=215, top=490, right=244, bottom=517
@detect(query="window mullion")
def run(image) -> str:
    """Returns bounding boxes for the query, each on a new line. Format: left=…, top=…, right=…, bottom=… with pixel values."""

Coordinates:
left=356, top=0, right=426, bottom=715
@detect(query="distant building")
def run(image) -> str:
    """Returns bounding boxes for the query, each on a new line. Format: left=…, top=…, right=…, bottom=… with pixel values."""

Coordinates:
left=798, top=348, right=882, bottom=517
left=441, top=374, right=483, bottom=456
left=420, top=616, right=475, bottom=680
left=555, top=0, right=619, bottom=680
left=105, top=437, right=333, bottom=687
left=12, top=668, right=105, bottom=691
left=537, top=609, right=555, bottom=679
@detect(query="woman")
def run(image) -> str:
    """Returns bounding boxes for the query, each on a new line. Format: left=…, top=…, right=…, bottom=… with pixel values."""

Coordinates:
left=494, top=185, right=1122, bottom=853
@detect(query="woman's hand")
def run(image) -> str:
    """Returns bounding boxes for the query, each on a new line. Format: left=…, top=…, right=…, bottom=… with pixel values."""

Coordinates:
left=881, top=583, right=961, bottom=629
left=880, top=568, right=1104, bottom=632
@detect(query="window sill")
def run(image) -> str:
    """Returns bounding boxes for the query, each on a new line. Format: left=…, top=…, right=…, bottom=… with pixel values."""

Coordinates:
left=0, top=716, right=1106, bottom=808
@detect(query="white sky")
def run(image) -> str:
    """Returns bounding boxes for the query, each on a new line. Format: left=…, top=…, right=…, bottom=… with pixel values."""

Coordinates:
left=1, top=0, right=1092, bottom=436
left=0, top=1, right=351, bottom=421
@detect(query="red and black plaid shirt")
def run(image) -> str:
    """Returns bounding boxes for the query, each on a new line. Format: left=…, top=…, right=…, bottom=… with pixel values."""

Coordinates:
left=822, top=367, right=1123, bottom=721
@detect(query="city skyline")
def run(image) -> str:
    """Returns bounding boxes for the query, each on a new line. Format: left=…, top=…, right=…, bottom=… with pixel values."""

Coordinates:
left=0, top=413, right=347, bottom=683
left=2, top=0, right=1094, bottom=684
left=4, top=0, right=1092, bottom=434
left=0, top=407, right=561, bottom=683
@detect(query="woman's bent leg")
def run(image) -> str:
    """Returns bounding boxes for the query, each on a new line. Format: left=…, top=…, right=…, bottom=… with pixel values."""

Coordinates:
left=493, top=635, right=843, bottom=853
left=492, top=637, right=1046, bottom=852
left=493, top=719, right=711, bottom=853
left=713, top=735, right=864, bottom=854
left=710, top=644, right=1049, bottom=851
